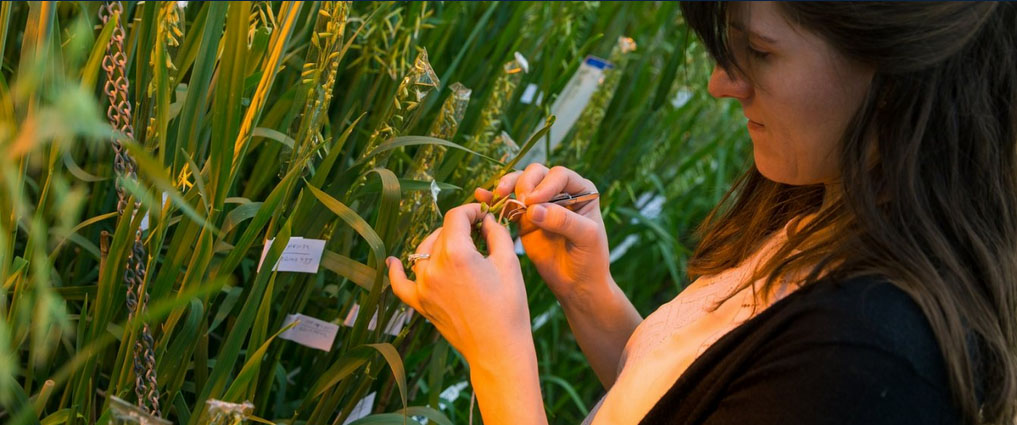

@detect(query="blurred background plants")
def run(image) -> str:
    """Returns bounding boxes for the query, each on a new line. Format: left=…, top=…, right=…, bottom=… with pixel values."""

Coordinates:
left=0, top=1, right=748, bottom=424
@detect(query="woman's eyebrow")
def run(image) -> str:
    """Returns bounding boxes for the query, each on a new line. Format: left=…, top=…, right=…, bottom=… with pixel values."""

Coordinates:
left=729, top=21, right=779, bottom=44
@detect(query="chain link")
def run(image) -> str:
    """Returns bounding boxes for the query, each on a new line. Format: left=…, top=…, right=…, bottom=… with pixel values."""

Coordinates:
left=99, top=1, right=161, bottom=416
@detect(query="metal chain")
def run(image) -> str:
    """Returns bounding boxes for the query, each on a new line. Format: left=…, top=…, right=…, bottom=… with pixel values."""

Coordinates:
left=99, top=1, right=161, bottom=416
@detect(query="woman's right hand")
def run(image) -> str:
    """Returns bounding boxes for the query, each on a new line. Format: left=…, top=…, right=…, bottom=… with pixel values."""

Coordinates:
left=475, top=164, right=613, bottom=305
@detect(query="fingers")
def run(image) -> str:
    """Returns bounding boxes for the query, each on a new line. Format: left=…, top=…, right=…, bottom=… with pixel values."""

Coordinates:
left=474, top=188, right=494, bottom=204
left=479, top=214, right=516, bottom=263
left=517, top=164, right=596, bottom=205
left=416, top=228, right=442, bottom=254
left=525, top=202, right=598, bottom=245
left=514, top=163, right=549, bottom=204
left=412, top=228, right=442, bottom=274
left=386, top=257, right=422, bottom=312
left=475, top=170, right=522, bottom=203
left=530, top=166, right=596, bottom=204
left=438, top=204, right=486, bottom=258
left=494, top=171, right=522, bottom=198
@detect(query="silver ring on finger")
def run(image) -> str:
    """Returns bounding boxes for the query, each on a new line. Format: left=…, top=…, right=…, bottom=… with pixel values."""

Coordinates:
left=408, top=253, right=431, bottom=265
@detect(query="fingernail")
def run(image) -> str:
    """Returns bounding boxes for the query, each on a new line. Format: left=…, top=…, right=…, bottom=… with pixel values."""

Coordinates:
left=530, top=204, right=546, bottom=222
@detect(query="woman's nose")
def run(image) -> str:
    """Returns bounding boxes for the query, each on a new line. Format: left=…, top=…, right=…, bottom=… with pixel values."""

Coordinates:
left=707, top=65, right=753, bottom=100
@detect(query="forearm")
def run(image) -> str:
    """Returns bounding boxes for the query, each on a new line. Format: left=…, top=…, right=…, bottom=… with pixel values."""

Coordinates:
left=560, top=278, right=642, bottom=389
left=469, top=336, right=549, bottom=425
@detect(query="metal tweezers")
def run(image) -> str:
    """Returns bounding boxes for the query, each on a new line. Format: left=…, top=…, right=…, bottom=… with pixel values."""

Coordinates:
left=504, top=192, right=599, bottom=221
left=547, top=191, right=600, bottom=208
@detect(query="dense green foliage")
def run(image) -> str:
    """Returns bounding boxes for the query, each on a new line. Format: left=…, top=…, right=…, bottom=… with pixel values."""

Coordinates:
left=0, top=2, right=748, bottom=424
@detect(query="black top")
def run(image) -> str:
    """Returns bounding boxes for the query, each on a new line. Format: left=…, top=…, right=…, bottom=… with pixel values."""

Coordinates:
left=639, top=275, right=967, bottom=425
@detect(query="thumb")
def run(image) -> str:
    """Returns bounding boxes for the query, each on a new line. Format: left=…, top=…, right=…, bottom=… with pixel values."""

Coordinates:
left=480, top=214, right=517, bottom=262
left=526, top=203, right=597, bottom=245
left=386, top=257, right=422, bottom=312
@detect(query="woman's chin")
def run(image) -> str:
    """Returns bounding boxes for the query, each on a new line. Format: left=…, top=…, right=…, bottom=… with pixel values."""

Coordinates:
left=755, top=159, right=798, bottom=185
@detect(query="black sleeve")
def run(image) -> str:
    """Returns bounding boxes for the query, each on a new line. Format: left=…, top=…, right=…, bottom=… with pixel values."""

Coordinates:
left=700, top=341, right=961, bottom=425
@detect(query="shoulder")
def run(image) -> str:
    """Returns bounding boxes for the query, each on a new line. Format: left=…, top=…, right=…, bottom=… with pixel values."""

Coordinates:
left=640, top=276, right=963, bottom=425
left=777, top=274, right=949, bottom=388
left=640, top=274, right=964, bottom=425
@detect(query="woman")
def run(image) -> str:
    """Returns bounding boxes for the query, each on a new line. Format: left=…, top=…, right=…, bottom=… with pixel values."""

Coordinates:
left=385, top=2, right=1017, bottom=424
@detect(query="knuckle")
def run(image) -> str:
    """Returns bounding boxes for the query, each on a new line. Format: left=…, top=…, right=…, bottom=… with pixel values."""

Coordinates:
left=444, top=246, right=470, bottom=264
left=447, top=204, right=468, bottom=218
left=525, top=162, right=548, bottom=173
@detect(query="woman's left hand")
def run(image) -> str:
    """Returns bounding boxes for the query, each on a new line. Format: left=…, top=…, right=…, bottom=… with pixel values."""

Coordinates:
left=386, top=204, right=532, bottom=365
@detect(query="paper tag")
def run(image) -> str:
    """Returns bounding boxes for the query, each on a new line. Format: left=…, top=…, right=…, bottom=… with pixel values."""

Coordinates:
left=672, top=88, right=693, bottom=109
left=343, top=303, right=414, bottom=337
left=514, top=51, right=530, bottom=73
left=341, top=392, right=376, bottom=425
left=519, top=83, right=543, bottom=105
left=257, top=237, right=326, bottom=273
left=279, top=313, right=339, bottom=351
left=439, top=381, right=470, bottom=406
left=139, top=192, right=169, bottom=232
left=519, top=55, right=609, bottom=165
left=429, top=180, right=443, bottom=219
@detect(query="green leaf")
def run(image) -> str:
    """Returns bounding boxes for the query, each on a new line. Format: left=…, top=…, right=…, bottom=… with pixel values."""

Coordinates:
left=344, top=414, right=420, bottom=425
left=320, top=250, right=377, bottom=291
left=304, top=182, right=386, bottom=265
left=120, top=143, right=219, bottom=233
left=542, top=375, right=588, bottom=414
left=395, top=406, right=454, bottom=425
left=189, top=223, right=291, bottom=425
left=366, top=343, right=408, bottom=412
left=39, top=409, right=78, bottom=425
left=468, top=115, right=557, bottom=202
left=221, top=318, right=298, bottom=401
left=79, top=5, right=116, bottom=90
left=309, top=349, right=372, bottom=398
left=367, top=168, right=401, bottom=260
left=344, top=407, right=452, bottom=425
left=252, top=127, right=295, bottom=149
left=353, top=136, right=500, bottom=168
left=221, top=202, right=263, bottom=236
left=207, top=286, right=243, bottom=335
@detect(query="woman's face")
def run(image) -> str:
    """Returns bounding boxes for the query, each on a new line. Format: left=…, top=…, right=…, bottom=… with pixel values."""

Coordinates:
left=708, top=2, right=874, bottom=185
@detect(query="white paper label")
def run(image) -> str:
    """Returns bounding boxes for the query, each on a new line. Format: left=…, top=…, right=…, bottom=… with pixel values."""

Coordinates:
left=343, top=303, right=414, bottom=337
left=257, top=237, right=326, bottom=273
left=139, top=192, right=169, bottom=232
left=519, top=56, right=609, bottom=166
left=341, top=392, right=376, bottom=425
left=279, top=313, right=339, bottom=352
left=439, top=381, right=470, bottom=405
left=514, top=51, right=530, bottom=73
left=520, top=83, right=542, bottom=105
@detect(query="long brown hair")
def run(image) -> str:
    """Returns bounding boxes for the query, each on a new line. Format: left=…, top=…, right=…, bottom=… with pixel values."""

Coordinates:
left=681, top=2, right=1017, bottom=424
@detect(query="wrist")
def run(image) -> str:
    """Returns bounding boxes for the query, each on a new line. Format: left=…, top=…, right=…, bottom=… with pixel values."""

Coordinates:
left=560, top=277, right=640, bottom=331
left=468, top=336, right=548, bottom=425
left=468, top=328, right=538, bottom=376
left=559, top=274, right=621, bottom=313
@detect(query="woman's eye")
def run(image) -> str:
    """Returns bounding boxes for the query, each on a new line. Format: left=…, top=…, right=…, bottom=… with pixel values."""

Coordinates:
left=748, top=46, right=770, bottom=60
